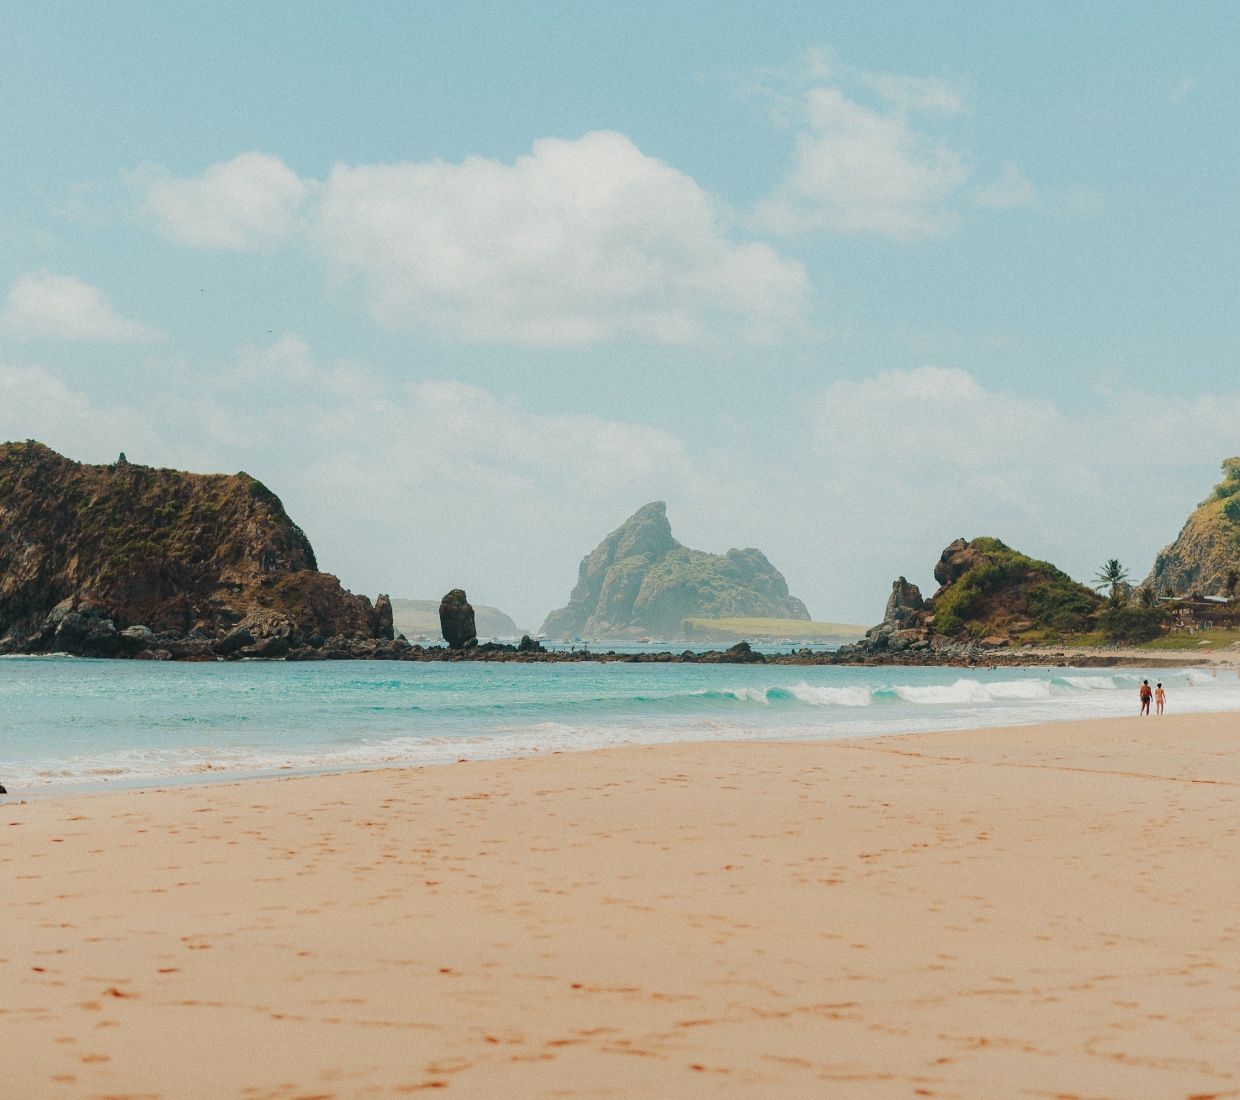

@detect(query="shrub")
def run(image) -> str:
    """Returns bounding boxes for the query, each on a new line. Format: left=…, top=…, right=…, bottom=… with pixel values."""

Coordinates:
left=1097, top=606, right=1164, bottom=642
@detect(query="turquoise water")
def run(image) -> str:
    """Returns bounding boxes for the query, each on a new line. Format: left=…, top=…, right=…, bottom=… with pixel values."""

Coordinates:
left=2, top=657, right=1236, bottom=795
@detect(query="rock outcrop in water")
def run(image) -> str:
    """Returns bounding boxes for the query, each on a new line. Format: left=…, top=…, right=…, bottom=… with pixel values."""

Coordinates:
left=540, top=502, right=809, bottom=640
left=1145, top=458, right=1240, bottom=597
left=438, top=589, right=477, bottom=649
left=389, top=598, right=521, bottom=641
left=0, top=441, right=394, bottom=658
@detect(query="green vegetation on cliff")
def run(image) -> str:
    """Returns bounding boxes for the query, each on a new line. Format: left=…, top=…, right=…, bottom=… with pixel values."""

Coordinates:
left=0, top=441, right=385, bottom=651
left=1146, top=458, right=1240, bottom=596
left=931, top=537, right=1102, bottom=639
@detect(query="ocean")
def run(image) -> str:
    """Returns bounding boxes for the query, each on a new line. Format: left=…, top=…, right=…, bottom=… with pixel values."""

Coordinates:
left=2, top=655, right=1236, bottom=795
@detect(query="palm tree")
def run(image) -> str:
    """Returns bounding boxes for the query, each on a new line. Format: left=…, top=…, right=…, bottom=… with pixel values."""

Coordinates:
left=1094, top=559, right=1130, bottom=606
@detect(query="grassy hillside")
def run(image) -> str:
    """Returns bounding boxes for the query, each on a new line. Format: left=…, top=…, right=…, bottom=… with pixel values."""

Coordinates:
left=682, top=617, right=867, bottom=642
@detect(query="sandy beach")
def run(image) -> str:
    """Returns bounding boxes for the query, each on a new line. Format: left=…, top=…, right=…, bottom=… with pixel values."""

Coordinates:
left=6, top=714, right=1240, bottom=1098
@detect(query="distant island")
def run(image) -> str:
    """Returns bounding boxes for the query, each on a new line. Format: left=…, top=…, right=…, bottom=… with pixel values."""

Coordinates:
left=540, top=501, right=809, bottom=640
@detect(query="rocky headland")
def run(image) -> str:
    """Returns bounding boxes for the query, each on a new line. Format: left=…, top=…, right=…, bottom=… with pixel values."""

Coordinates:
left=832, top=537, right=1104, bottom=662
left=1145, top=457, right=1240, bottom=597
left=540, top=501, right=809, bottom=640
left=0, top=442, right=395, bottom=660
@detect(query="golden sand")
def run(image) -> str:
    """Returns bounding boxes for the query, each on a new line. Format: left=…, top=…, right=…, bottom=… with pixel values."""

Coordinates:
left=6, top=713, right=1240, bottom=1098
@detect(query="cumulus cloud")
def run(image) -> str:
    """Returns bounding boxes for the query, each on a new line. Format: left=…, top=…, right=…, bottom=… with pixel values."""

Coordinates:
left=129, top=151, right=306, bottom=250
left=754, top=74, right=969, bottom=238
left=972, top=162, right=1035, bottom=209
left=0, top=362, right=163, bottom=458
left=1, top=273, right=159, bottom=343
left=314, top=131, right=808, bottom=345
left=127, top=135, right=807, bottom=346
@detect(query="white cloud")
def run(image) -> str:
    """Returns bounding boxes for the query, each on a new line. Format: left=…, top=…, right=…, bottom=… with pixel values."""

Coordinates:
left=754, top=77, right=969, bottom=238
left=129, top=151, right=306, bottom=250
left=0, top=362, right=163, bottom=458
left=972, top=162, right=1035, bottom=209
left=1, top=273, right=159, bottom=343
left=314, top=131, right=808, bottom=345
left=127, top=136, right=807, bottom=347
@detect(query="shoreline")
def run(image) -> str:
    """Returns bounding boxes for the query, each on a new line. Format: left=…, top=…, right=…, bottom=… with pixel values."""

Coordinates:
left=4, top=641, right=1236, bottom=667
left=8, top=713, right=1240, bottom=1097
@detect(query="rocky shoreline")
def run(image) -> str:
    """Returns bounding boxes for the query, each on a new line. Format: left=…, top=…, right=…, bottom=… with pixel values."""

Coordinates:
left=44, top=632, right=1205, bottom=668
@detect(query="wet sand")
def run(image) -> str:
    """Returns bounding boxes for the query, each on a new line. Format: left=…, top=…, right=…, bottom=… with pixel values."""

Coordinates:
left=6, top=712, right=1240, bottom=1098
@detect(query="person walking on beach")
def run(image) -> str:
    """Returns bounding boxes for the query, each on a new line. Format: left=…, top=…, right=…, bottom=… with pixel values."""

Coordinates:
left=1154, top=682, right=1165, bottom=714
left=1139, top=679, right=1152, bottom=715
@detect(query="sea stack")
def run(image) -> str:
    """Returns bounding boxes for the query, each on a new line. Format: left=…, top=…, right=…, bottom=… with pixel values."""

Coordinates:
left=439, top=589, right=477, bottom=649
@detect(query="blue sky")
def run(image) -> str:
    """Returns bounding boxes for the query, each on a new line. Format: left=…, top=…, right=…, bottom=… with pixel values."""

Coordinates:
left=2, top=2, right=1239, bottom=629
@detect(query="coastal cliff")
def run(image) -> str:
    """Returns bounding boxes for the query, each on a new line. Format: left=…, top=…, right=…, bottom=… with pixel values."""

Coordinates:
left=0, top=442, right=393, bottom=658
left=1145, top=458, right=1240, bottom=597
left=540, top=502, right=810, bottom=639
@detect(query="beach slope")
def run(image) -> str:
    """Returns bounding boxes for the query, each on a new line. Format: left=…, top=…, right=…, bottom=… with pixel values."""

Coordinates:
left=6, top=715, right=1240, bottom=1097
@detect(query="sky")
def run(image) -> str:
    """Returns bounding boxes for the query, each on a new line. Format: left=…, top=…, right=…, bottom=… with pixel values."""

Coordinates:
left=3, top=1, right=1240, bottom=631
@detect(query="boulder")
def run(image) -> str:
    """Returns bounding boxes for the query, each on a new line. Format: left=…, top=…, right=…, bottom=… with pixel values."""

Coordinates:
left=43, top=599, right=123, bottom=657
left=721, top=640, right=765, bottom=664
left=213, top=627, right=254, bottom=655
left=933, top=539, right=986, bottom=595
left=439, top=589, right=478, bottom=649
left=518, top=634, right=545, bottom=653
left=121, top=624, right=157, bottom=646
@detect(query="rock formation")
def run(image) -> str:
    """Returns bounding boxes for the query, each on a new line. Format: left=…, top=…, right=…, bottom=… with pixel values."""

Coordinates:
left=438, top=589, right=477, bottom=649
left=1145, top=458, right=1240, bottom=597
left=390, top=598, right=521, bottom=640
left=541, top=502, right=809, bottom=640
left=883, top=577, right=924, bottom=626
left=0, top=442, right=394, bottom=658
left=841, top=537, right=1102, bottom=657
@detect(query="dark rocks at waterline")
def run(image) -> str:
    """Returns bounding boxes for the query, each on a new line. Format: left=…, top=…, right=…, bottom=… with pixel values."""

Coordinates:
left=439, top=589, right=478, bottom=649
left=518, top=634, right=546, bottom=653
left=721, top=640, right=765, bottom=664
